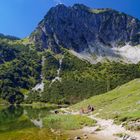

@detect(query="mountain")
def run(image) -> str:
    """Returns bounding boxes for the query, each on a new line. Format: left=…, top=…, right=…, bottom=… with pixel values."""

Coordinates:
left=71, top=79, right=140, bottom=130
left=1, top=4, right=140, bottom=104
left=30, top=4, right=140, bottom=63
left=0, top=33, right=20, bottom=41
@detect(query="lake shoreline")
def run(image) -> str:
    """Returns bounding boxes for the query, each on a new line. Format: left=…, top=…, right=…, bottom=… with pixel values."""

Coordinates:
left=61, top=108, right=140, bottom=140
left=0, top=105, right=139, bottom=140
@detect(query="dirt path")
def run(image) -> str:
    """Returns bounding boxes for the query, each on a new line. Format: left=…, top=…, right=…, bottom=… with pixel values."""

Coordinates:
left=61, top=108, right=140, bottom=140
left=84, top=115, right=140, bottom=140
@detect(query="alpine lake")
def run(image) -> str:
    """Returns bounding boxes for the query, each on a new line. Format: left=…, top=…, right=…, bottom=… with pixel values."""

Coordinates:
left=0, top=105, right=69, bottom=140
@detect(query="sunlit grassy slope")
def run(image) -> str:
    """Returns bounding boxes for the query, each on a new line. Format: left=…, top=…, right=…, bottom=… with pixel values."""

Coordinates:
left=71, top=79, right=140, bottom=126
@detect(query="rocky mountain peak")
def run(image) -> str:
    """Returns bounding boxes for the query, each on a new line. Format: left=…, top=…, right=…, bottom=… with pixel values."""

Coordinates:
left=30, top=4, right=140, bottom=63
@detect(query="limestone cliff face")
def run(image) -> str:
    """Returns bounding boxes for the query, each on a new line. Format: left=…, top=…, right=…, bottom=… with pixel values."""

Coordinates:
left=30, top=4, right=140, bottom=63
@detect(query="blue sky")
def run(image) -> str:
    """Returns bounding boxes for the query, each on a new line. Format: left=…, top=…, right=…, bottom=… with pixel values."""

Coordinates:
left=0, top=0, right=140, bottom=38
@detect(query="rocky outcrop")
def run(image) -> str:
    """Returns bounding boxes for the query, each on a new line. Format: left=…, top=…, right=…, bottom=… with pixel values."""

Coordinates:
left=30, top=4, right=140, bottom=63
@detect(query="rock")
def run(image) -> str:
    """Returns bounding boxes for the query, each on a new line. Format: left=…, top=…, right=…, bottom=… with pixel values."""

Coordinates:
left=122, top=134, right=130, bottom=140
left=83, top=134, right=88, bottom=139
left=50, top=128, right=55, bottom=133
left=130, top=137, right=137, bottom=140
left=122, top=134, right=137, bottom=140
left=74, top=136, right=81, bottom=140
left=54, top=110, right=59, bottom=114
left=83, top=134, right=87, bottom=136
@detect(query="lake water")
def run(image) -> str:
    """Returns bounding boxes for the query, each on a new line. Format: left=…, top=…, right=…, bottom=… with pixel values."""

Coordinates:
left=0, top=105, right=68, bottom=140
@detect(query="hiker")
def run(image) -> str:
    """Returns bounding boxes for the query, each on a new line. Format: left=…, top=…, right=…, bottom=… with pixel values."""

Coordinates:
left=54, top=110, right=59, bottom=114
left=91, top=106, right=94, bottom=112
left=87, top=105, right=91, bottom=112
left=80, top=108, right=85, bottom=114
left=87, top=105, right=94, bottom=113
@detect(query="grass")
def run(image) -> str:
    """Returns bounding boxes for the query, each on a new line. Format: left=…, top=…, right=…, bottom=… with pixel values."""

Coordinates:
left=71, top=79, right=140, bottom=129
left=0, top=128, right=67, bottom=140
left=43, top=114, right=96, bottom=130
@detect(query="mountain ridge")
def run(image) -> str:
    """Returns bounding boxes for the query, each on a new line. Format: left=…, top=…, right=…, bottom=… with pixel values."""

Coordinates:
left=30, top=4, right=140, bottom=63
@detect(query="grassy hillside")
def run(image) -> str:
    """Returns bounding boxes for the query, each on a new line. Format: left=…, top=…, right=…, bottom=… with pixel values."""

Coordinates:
left=71, top=79, right=140, bottom=130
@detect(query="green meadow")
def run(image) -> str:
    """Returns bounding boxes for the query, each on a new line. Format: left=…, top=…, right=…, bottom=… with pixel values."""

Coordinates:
left=71, top=79, right=140, bottom=130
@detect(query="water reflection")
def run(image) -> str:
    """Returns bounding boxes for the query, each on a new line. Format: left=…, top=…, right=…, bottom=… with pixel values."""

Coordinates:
left=0, top=106, right=33, bottom=133
left=24, top=106, right=56, bottom=119
left=0, top=106, right=23, bottom=125
left=0, top=105, right=67, bottom=140
left=25, top=106, right=58, bottom=128
left=0, top=105, right=57, bottom=131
